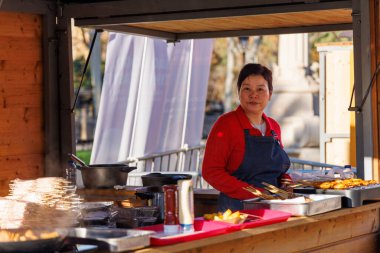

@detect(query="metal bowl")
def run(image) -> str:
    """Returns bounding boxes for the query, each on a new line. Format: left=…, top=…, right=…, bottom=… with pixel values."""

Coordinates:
left=78, top=164, right=136, bottom=188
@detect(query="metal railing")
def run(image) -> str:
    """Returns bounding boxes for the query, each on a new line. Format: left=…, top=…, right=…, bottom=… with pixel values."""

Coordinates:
left=124, top=145, right=205, bottom=187
left=124, top=145, right=349, bottom=188
left=289, top=157, right=345, bottom=171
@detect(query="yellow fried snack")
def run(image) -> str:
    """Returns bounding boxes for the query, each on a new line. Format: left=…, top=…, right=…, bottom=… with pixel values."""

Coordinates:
left=333, top=183, right=346, bottom=189
left=319, top=182, right=332, bottom=189
left=222, top=209, right=232, bottom=220
left=313, top=178, right=378, bottom=190
left=203, top=209, right=247, bottom=224
left=0, top=230, right=59, bottom=242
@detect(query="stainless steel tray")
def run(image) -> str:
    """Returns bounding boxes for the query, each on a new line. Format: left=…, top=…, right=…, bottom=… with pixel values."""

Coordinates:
left=66, top=228, right=154, bottom=252
left=294, top=185, right=380, bottom=207
left=243, top=194, right=342, bottom=216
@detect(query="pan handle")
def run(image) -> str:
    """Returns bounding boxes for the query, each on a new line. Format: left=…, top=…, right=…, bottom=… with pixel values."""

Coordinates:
left=68, top=153, right=87, bottom=167
left=119, top=166, right=137, bottom=173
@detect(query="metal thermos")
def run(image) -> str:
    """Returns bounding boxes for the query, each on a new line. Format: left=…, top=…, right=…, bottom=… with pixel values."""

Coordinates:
left=178, top=179, right=194, bottom=232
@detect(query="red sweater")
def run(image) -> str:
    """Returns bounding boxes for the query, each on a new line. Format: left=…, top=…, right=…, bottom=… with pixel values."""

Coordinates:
left=202, top=105, right=288, bottom=200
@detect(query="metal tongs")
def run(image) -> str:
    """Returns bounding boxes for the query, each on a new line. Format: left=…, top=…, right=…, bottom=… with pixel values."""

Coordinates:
left=242, top=186, right=277, bottom=200
left=262, top=182, right=298, bottom=199
left=280, top=178, right=314, bottom=188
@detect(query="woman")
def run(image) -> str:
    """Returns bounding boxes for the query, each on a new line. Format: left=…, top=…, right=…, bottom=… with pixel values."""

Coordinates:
left=202, top=63, right=291, bottom=211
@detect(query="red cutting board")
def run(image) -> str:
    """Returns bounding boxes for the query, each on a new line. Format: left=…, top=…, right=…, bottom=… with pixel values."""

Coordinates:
left=139, top=209, right=291, bottom=246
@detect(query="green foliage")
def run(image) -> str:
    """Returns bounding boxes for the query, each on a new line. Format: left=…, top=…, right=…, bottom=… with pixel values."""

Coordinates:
left=309, top=31, right=352, bottom=62
left=73, top=56, right=92, bottom=89
left=76, top=150, right=92, bottom=165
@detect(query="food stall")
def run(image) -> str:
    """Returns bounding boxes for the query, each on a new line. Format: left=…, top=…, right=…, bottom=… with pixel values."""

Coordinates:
left=75, top=185, right=380, bottom=253
left=1, top=0, right=380, bottom=252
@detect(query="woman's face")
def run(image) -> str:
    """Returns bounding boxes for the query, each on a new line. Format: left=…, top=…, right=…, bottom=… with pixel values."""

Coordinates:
left=238, top=74, right=272, bottom=116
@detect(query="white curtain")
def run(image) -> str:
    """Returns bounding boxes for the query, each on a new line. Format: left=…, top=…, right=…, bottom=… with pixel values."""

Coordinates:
left=90, top=33, right=213, bottom=166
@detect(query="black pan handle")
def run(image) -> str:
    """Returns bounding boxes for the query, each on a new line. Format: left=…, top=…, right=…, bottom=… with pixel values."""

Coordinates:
left=119, top=166, right=137, bottom=173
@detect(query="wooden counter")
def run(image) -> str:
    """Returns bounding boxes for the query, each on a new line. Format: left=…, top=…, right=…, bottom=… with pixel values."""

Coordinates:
left=135, top=202, right=380, bottom=253
left=77, top=188, right=380, bottom=252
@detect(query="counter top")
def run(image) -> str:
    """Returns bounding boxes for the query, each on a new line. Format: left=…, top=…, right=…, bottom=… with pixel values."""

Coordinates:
left=134, top=201, right=380, bottom=253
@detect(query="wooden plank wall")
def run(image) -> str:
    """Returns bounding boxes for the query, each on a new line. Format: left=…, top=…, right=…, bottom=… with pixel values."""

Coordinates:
left=0, top=12, right=44, bottom=196
left=371, top=0, right=380, bottom=180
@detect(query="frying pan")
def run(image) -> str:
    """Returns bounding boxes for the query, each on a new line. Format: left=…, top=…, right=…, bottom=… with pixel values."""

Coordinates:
left=141, top=173, right=192, bottom=187
left=0, top=229, right=67, bottom=253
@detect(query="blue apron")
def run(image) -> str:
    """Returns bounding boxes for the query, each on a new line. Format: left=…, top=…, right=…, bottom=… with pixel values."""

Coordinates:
left=218, top=129, right=290, bottom=212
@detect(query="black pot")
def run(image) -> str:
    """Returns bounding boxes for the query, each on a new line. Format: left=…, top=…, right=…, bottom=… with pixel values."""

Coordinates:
left=141, top=173, right=192, bottom=187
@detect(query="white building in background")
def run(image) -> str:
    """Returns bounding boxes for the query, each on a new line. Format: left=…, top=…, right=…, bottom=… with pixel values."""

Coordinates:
left=269, top=33, right=320, bottom=161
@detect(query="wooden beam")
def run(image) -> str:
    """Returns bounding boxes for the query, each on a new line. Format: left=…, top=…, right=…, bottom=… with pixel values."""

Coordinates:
left=177, top=24, right=352, bottom=40
left=0, top=0, right=56, bottom=15
left=74, top=1, right=352, bottom=27
left=42, top=12, right=62, bottom=177
left=64, top=0, right=351, bottom=19
left=352, top=0, right=374, bottom=179
left=57, top=16, right=76, bottom=177
left=370, top=0, right=380, bottom=180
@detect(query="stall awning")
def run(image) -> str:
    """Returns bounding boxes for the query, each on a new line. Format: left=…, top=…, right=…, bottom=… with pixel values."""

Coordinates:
left=63, top=0, right=352, bottom=41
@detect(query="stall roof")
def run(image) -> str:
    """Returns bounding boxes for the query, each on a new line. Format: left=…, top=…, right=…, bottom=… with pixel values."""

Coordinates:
left=63, top=0, right=352, bottom=41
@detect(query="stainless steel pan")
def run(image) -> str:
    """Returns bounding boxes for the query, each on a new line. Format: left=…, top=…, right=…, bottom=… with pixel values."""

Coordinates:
left=69, top=154, right=136, bottom=188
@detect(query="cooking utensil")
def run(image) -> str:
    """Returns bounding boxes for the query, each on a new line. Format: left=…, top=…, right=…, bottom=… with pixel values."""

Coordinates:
left=244, top=194, right=342, bottom=216
left=68, top=154, right=136, bottom=189
left=0, top=228, right=67, bottom=253
left=65, top=228, right=153, bottom=252
left=294, top=184, right=380, bottom=207
left=242, top=186, right=277, bottom=200
left=262, top=182, right=298, bottom=199
left=141, top=173, right=192, bottom=187
left=68, top=153, right=86, bottom=167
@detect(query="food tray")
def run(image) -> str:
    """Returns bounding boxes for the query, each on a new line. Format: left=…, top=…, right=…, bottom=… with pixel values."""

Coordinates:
left=139, top=209, right=291, bottom=246
left=224, top=209, right=291, bottom=231
left=66, top=228, right=153, bottom=252
left=294, top=185, right=380, bottom=207
left=138, top=219, right=229, bottom=246
left=243, top=194, right=342, bottom=216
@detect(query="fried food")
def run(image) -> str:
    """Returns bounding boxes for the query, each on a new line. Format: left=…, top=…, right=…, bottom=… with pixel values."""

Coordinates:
left=203, top=209, right=248, bottom=224
left=333, top=183, right=346, bottom=189
left=318, top=182, right=332, bottom=189
left=313, top=178, right=378, bottom=190
left=0, top=230, right=59, bottom=242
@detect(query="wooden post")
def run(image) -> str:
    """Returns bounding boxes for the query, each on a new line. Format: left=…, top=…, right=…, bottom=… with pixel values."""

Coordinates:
left=57, top=16, right=76, bottom=176
left=370, top=0, right=380, bottom=181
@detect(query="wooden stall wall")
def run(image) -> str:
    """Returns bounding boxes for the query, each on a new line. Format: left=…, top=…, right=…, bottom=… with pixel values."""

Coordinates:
left=370, top=0, right=380, bottom=180
left=0, top=12, right=44, bottom=196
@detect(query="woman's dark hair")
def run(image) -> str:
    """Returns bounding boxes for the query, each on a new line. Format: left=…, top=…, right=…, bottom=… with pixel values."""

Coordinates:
left=237, top=63, right=272, bottom=92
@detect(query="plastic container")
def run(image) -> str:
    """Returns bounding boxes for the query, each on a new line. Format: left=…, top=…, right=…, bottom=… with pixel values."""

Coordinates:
left=162, top=185, right=179, bottom=233
left=178, top=179, right=194, bottom=232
